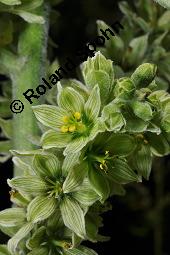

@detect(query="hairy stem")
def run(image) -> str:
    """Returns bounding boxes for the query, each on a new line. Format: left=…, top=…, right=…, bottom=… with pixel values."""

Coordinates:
left=12, top=6, right=49, bottom=176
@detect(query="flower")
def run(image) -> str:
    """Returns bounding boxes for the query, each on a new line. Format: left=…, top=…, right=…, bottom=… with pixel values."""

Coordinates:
left=33, top=84, right=104, bottom=155
left=7, top=153, right=99, bottom=239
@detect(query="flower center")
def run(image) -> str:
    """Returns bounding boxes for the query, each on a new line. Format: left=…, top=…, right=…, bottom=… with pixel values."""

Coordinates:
left=46, top=177, right=63, bottom=199
left=60, top=112, right=86, bottom=133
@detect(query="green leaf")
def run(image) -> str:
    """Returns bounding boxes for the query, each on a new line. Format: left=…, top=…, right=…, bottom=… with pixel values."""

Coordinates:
left=27, top=196, right=57, bottom=223
left=8, top=222, right=34, bottom=254
left=58, top=87, right=85, bottom=113
left=33, top=154, right=61, bottom=178
left=0, top=208, right=25, bottom=227
left=19, top=0, right=43, bottom=11
left=0, top=0, right=21, bottom=5
left=41, top=130, right=71, bottom=149
left=7, top=176, right=47, bottom=195
left=32, top=104, right=68, bottom=129
left=88, top=166, right=110, bottom=202
left=60, top=196, right=86, bottom=238
left=63, top=161, right=88, bottom=193
left=0, top=245, right=10, bottom=255
left=107, top=159, right=140, bottom=184
left=72, top=179, right=99, bottom=206
left=132, top=144, right=152, bottom=180
left=131, top=101, right=152, bottom=121
left=84, top=85, right=101, bottom=120
left=12, top=10, right=45, bottom=24
left=154, top=0, right=170, bottom=9
left=105, top=134, right=136, bottom=156
left=125, top=35, right=148, bottom=67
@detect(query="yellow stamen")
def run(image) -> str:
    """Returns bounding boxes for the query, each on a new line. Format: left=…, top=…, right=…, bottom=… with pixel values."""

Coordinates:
left=105, top=150, right=109, bottom=155
left=100, top=164, right=104, bottom=170
left=61, top=125, right=69, bottom=133
left=62, top=116, right=69, bottom=123
left=74, top=112, right=81, bottom=120
left=144, top=139, right=148, bottom=144
left=69, top=125, right=76, bottom=132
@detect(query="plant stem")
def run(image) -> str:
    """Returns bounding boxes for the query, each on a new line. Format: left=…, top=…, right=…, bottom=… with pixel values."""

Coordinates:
left=12, top=6, right=49, bottom=176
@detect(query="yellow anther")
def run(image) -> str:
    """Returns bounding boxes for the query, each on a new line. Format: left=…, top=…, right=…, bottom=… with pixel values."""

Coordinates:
left=62, top=116, right=69, bottom=123
left=136, top=134, right=144, bottom=139
left=61, top=125, right=69, bottom=133
left=144, top=139, right=148, bottom=144
left=105, top=151, right=109, bottom=155
left=100, top=164, right=104, bottom=170
left=102, top=160, right=106, bottom=165
left=74, top=112, right=81, bottom=120
left=69, top=125, right=76, bottom=132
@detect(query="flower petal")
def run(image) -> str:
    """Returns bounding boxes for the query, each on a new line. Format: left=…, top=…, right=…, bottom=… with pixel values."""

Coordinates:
left=7, top=176, right=47, bottom=195
left=41, top=129, right=71, bottom=149
left=84, top=85, right=101, bottom=120
left=63, top=137, right=88, bottom=156
left=60, top=196, right=86, bottom=238
left=8, top=222, right=34, bottom=254
left=32, top=104, right=67, bottom=129
left=33, top=154, right=61, bottom=178
left=27, top=196, right=57, bottom=223
left=57, top=87, right=85, bottom=113
left=0, top=208, right=25, bottom=227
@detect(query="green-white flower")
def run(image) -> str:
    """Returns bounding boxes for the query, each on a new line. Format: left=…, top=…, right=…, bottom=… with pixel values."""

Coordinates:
left=7, top=153, right=99, bottom=240
left=33, top=84, right=104, bottom=155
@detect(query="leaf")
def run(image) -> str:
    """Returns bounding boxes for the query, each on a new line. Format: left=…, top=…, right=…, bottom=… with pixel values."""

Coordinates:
left=0, top=208, right=25, bottom=227
left=84, top=85, right=101, bottom=120
left=107, top=159, right=140, bottom=184
left=132, top=144, right=152, bottom=180
left=41, top=129, right=71, bottom=149
left=8, top=222, right=34, bottom=254
left=154, top=0, right=170, bottom=9
left=32, top=104, right=68, bottom=129
left=63, top=161, right=88, bottom=193
left=125, top=35, right=148, bottom=67
left=7, top=176, right=47, bottom=195
left=60, top=196, right=86, bottom=238
left=88, top=166, right=110, bottom=202
left=12, top=10, right=45, bottom=24
left=27, top=196, right=57, bottom=223
left=0, top=0, right=21, bottom=5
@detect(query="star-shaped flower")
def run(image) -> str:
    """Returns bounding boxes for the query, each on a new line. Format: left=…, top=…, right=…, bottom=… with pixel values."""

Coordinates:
left=32, top=84, right=104, bottom=155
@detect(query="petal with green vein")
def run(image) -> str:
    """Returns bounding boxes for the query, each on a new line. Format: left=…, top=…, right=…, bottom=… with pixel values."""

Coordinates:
left=63, top=137, right=88, bottom=156
left=84, top=85, right=101, bottom=120
left=0, top=208, right=25, bottom=227
left=57, top=87, right=85, bottom=113
left=27, top=247, right=49, bottom=255
left=60, top=196, right=86, bottom=238
left=27, top=196, right=57, bottom=223
left=62, top=152, right=81, bottom=176
left=8, top=222, right=34, bottom=254
left=7, top=176, right=47, bottom=195
left=63, top=161, right=88, bottom=193
left=32, top=105, right=67, bottom=129
left=65, top=245, right=98, bottom=255
left=33, top=154, right=61, bottom=178
left=41, top=130, right=71, bottom=149
left=0, top=245, right=10, bottom=255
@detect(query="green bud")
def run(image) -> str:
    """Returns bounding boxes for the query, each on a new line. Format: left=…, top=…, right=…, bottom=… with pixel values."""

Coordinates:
left=131, top=63, right=157, bottom=88
left=114, top=77, right=135, bottom=99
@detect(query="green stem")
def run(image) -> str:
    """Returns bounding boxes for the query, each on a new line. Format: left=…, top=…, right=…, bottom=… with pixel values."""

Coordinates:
left=12, top=5, right=49, bottom=176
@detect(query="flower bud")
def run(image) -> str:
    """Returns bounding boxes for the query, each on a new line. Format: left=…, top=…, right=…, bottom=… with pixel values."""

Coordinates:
left=131, top=63, right=157, bottom=88
left=114, top=77, right=135, bottom=99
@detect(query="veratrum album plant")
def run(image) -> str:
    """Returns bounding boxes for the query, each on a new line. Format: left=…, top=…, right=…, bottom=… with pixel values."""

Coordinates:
left=0, top=52, right=170, bottom=255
